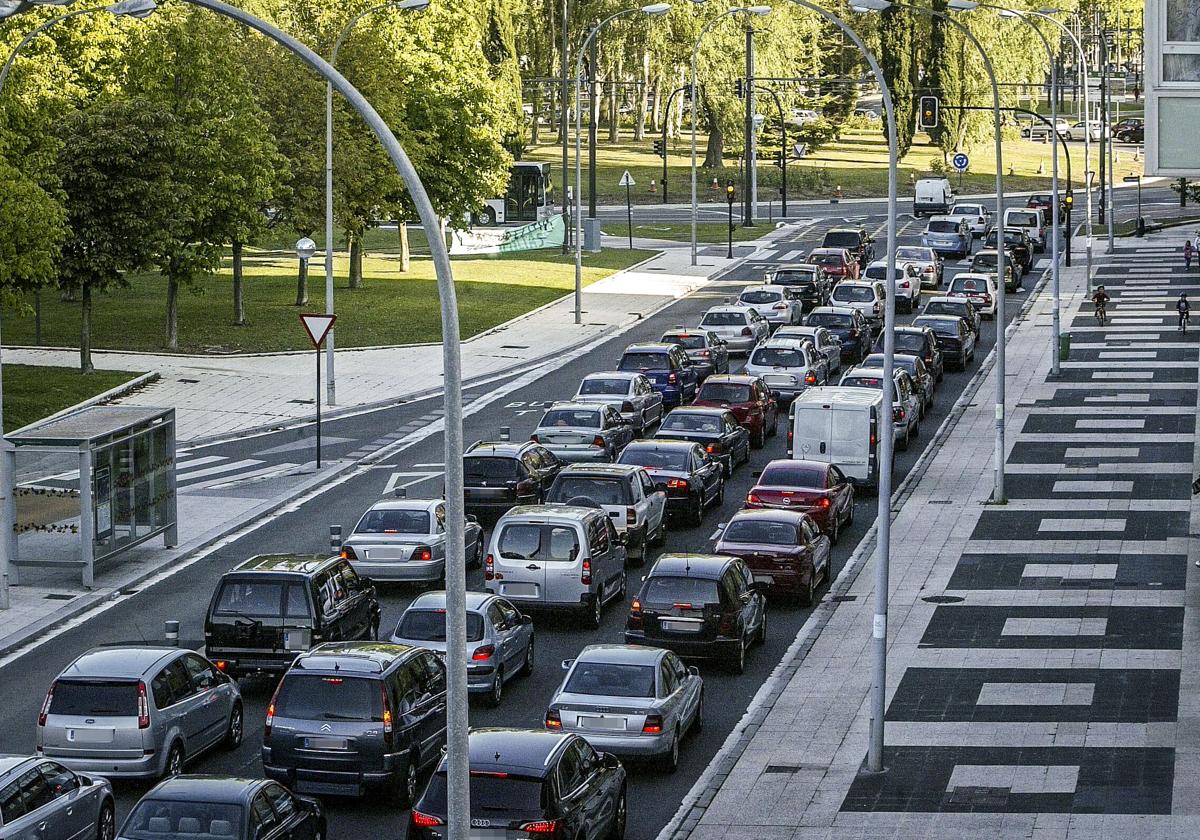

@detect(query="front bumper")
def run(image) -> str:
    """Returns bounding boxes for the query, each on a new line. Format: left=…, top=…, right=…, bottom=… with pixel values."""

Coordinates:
left=349, top=558, right=446, bottom=582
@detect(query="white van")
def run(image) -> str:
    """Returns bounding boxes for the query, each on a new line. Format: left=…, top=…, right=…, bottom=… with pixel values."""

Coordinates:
left=914, top=177, right=954, bottom=217
left=787, top=387, right=884, bottom=490
left=1003, top=207, right=1046, bottom=252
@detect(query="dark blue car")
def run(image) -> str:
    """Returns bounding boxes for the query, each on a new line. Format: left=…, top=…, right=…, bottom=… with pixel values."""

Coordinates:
left=618, top=343, right=699, bottom=409
left=804, top=306, right=871, bottom=364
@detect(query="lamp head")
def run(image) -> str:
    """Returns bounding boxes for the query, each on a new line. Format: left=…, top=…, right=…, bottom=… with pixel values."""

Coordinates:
left=1037, top=7, right=1060, bottom=13
left=743, top=4, right=771, bottom=14
left=947, top=0, right=978, bottom=9
left=108, top=0, right=156, bottom=18
left=998, top=8, right=1018, bottom=18
left=849, top=0, right=890, bottom=11
left=641, top=2, right=671, bottom=15
left=295, top=238, right=318, bottom=261
left=395, top=0, right=431, bottom=9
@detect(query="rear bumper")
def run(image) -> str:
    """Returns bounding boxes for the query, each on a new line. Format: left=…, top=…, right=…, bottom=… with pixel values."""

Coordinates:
left=44, top=751, right=160, bottom=779
left=654, top=386, right=686, bottom=408
left=623, top=630, right=739, bottom=660
left=546, top=447, right=612, bottom=463
left=465, top=496, right=529, bottom=516
left=207, top=649, right=298, bottom=677
left=483, top=586, right=590, bottom=612
left=721, top=336, right=758, bottom=354
left=745, top=566, right=812, bottom=594
left=576, top=730, right=674, bottom=758
left=349, top=558, right=445, bottom=582
left=263, top=757, right=400, bottom=796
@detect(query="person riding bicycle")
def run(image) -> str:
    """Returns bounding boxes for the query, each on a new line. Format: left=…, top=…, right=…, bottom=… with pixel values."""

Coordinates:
left=1178, top=293, right=1191, bottom=330
left=1091, top=286, right=1110, bottom=312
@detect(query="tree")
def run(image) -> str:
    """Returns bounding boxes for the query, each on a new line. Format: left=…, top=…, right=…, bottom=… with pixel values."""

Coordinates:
left=0, top=154, right=66, bottom=310
left=877, top=7, right=916, bottom=157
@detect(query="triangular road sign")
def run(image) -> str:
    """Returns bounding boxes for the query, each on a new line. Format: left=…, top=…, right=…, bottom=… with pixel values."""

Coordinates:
left=300, top=313, right=336, bottom=348
left=618, top=170, right=635, bottom=187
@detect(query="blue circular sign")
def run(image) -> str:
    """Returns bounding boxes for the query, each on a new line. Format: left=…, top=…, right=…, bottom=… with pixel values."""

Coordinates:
left=952, top=153, right=970, bottom=172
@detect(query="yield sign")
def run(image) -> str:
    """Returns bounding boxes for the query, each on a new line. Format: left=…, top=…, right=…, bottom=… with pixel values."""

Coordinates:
left=300, top=313, right=336, bottom=348
left=618, top=170, right=635, bottom=187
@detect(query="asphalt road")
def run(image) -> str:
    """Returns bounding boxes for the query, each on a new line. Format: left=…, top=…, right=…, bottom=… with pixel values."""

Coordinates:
left=0, top=217, right=1036, bottom=840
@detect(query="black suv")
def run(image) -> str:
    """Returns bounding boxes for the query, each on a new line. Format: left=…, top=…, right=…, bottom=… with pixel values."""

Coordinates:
left=409, top=728, right=627, bottom=840
left=820, top=227, right=875, bottom=268
left=766, top=265, right=831, bottom=310
left=618, top=439, right=725, bottom=525
left=262, top=642, right=447, bottom=805
left=205, top=555, right=381, bottom=679
left=874, top=326, right=943, bottom=382
left=463, top=440, right=565, bottom=519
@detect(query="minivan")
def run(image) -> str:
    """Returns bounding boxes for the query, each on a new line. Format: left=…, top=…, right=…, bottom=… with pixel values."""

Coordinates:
left=914, top=177, right=953, bottom=217
left=788, top=386, right=884, bottom=489
left=484, top=505, right=627, bottom=629
left=262, top=642, right=446, bottom=806
left=205, top=555, right=381, bottom=679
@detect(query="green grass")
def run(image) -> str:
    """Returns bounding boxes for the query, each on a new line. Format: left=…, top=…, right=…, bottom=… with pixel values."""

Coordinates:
left=5, top=248, right=653, bottom=355
left=4, top=365, right=141, bottom=431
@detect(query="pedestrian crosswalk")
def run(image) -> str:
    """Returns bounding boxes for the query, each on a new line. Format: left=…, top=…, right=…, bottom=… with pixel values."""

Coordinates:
left=25, top=452, right=301, bottom=494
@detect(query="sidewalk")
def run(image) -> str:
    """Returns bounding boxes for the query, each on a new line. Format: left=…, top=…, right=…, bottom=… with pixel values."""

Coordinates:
left=664, top=231, right=1200, bottom=839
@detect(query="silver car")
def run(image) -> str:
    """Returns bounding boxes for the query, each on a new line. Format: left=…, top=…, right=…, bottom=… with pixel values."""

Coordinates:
left=734, top=286, right=802, bottom=329
left=0, top=755, right=115, bottom=840
left=946, top=202, right=993, bottom=239
left=775, top=325, right=842, bottom=374
left=37, top=647, right=242, bottom=780
left=743, top=339, right=819, bottom=401
left=863, top=353, right=935, bottom=413
left=340, top=498, right=486, bottom=582
left=390, top=590, right=534, bottom=707
left=546, top=645, right=702, bottom=771
left=698, top=305, right=770, bottom=355
left=573, top=371, right=664, bottom=434
left=921, top=216, right=972, bottom=258
left=532, top=402, right=635, bottom=463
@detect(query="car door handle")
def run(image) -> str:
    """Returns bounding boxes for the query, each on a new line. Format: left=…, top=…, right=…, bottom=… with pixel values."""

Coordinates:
left=526, top=564, right=540, bottom=571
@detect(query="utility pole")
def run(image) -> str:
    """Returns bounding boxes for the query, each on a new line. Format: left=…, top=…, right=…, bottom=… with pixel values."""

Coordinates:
left=560, top=0, right=569, bottom=253
left=743, top=23, right=756, bottom=227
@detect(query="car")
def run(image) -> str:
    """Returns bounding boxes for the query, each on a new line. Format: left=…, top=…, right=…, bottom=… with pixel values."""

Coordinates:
left=544, top=463, right=667, bottom=562
left=970, top=249, right=1021, bottom=292
left=790, top=108, right=820, bottom=124
left=820, top=226, right=875, bottom=268
left=734, top=285, right=803, bottom=329
left=38, top=647, right=242, bottom=781
left=572, top=371, right=665, bottom=434
left=713, top=509, right=832, bottom=604
left=766, top=264, right=831, bottom=310
left=745, top=458, right=855, bottom=544
left=913, top=313, right=976, bottom=370
left=946, top=272, right=998, bottom=319
left=390, top=590, right=534, bottom=707
left=914, top=177, right=954, bottom=217
left=873, top=325, right=944, bottom=383
left=840, top=366, right=922, bottom=450
left=1026, top=193, right=1065, bottom=225
left=338, top=497, right=485, bottom=583
left=463, top=440, right=566, bottom=518
left=659, top=328, right=730, bottom=381
left=117, top=777, right=323, bottom=840
left=698, top=305, right=771, bottom=355
left=1002, top=207, right=1045, bottom=253
left=617, top=440, right=724, bottom=527
left=262, top=642, right=445, bottom=803
left=854, top=107, right=881, bottom=121
left=409, top=729, right=628, bottom=840
left=1067, top=119, right=1109, bottom=141
left=830, top=280, right=886, bottom=327
left=546, top=645, right=702, bottom=771
left=863, top=353, right=934, bottom=415
left=531, top=402, right=635, bottom=463
left=946, top=202, right=993, bottom=239
left=863, top=261, right=921, bottom=313
left=0, top=755, right=114, bottom=840
left=808, top=247, right=861, bottom=280
left=922, top=295, right=981, bottom=335
left=921, top=216, right=973, bottom=258
left=617, top=343, right=700, bottom=409
left=484, top=504, right=627, bottom=628
left=1021, top=116, right=1069, bottom=139
left=625, top=554, right=767, bottom=674
left=785, top=334, right=831, bottom=385
left=1114, top=117, right=1144, bottom=142
left=205, top=555, right=380, bottom=679
left=743, top=338, right=822, bottom=401
left=776, top=324, right=842, bottom=374
left=692, top=374, right=779, bottom=449
left=655, top=406, right=751, bottom=478
left=894, top=245, right=943, bottom=289
left=805, top=306, right=871, bottom=363
left=984, top=227, right=1033, bottom=276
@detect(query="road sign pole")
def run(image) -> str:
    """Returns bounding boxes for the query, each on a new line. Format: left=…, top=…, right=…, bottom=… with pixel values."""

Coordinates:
left=315, top=344, right=322, bottom=469
left=299, top=313, right=337, bottom=472
left=626, top=182, right=633, bottom=249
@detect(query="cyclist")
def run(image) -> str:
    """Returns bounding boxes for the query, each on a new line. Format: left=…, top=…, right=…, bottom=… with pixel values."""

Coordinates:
left=1091, top=285, right=1110, bottom=325
left=1179, top=293, right=1191, bottom=333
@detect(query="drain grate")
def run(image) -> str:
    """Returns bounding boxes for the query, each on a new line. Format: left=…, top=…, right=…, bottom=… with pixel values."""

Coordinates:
left=499, top=345, right=529, bottom=350
left=830, top=595, right=857, bottom=603
left=922, top=595, right=965, bottom=604
left=177, top=378, right=200, bottom=384
left=929, top=499, right=954, bottom=505
left=43, top=593, right=74, bottom=601
left=288, top=399, right=314, bottom=405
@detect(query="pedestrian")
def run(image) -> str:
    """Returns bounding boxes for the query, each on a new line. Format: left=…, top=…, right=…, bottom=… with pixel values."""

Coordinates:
left=1194, top=231, right=1200, bottom=268
left=1186, top=239, right=1194, bottom=270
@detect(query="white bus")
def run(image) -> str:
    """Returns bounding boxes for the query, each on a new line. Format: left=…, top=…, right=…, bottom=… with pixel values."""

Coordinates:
left=472, top=161, right=553, bottom=226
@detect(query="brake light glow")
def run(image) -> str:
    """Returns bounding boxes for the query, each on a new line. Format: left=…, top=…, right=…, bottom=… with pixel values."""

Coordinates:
left=747, top=493, right=761, bottom=505
left=471, top=644, right=495, bottom=661
left=666, top=478, right=689, bottom=489
left=894, top=407, right=905, bottom=422
left=545, top=709, right=562, bottom=729
left=339, top=545, right=358, bottom=561
left=381, top=685, right=394, bottom=748
left=805, top=371, right=817, bottom=385
left=631, top=598, right=642, bottom=613
left=470, top=771, right=509, bottom=778
left=819, top=497, right=831, bottom=508
left=38, top=682, right=55, bottom=727
left=699, top=350, right=711, bottom=357
left=705, top=444, right=718, bottom=454
left=484, top=553, right=495, bottom=581
left=642, top=714, right=664, bottom=734
left=520, top=820, right=561, bottom=835
left=264, top=703, right=276, bottom=737
left=137, top=681, right=150, bottom=729
left=626, top=507, right=636, bottom=525
left=667, top=372, right=677, bottom=384
left=413, top=545, right=433, bottom=562
left=214, top=660, right=227, bottom=672
left=673, top=602, right=694, bottom=609
left=410, top=811, right=444, bottom=828
left=581, top=558, right=592, bottom=586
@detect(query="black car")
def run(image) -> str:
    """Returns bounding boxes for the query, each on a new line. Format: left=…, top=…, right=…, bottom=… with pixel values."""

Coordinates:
left=205, top=555, right=381, bottom=679
left=617, top=439, right=723, bottom=527
left=463, top=440, right=565, bottom=519
left=805, top=307, right=871, bottom=362
left=625, top=554, right=767, bottom=674
left=821, top=226, right=875, bottom=268
left=118, top=776, right=324, bottom=840
left=659, top=328, right=730, bottom=381
left=654, top=407, right=750, bottom=478
left=1114, top=118, right=1143, bottom=142
left=262, top=642, right=446, bottom=805
left=984, top=228, right=1033, bottom=276
left=913, top=314, right=975, bottom=370
left=409, top=729, right=627, bottom=840
left=766, top=265, right=831, bottom=311
left=873, top=326, right=943, bottom=382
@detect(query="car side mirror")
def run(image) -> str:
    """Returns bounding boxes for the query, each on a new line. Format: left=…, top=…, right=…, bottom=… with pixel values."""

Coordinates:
left=521, top=614, right=533, bottom=625
left=688, top=666, right=700, bottom=677
left=601, top=752, right=622, bottom=770
left=466, top=514, right=478, bottom=524
left=561, top=658, right=574, bottom=670
left=715, top=522, right=727, bottom=532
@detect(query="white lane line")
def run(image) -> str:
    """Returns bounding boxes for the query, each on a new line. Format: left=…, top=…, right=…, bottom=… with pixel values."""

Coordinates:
left=176, top=458, right=262, bottom=481
left=192, top=463, right=301, bottom=491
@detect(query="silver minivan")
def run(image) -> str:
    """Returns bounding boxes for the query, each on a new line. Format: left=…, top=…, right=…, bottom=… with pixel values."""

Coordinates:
left=484, top=505, right=627, bottom=629
left=37, top=647, right=242, bottom=780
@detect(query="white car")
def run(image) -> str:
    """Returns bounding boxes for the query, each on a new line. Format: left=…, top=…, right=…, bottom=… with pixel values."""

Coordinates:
left=830, top=280, right=885, bottom=329
left=894, top=245, right=943, bottom=289
left=790, top=108, right=820, bottom=124
left=946, top=203, right=993, bottom=239
left=699, top=305, right=771, bottom=355
left=839, top=365, right=922, bottom=451
left=734, top=285, right=803, bottom=328
left=1067, top=120, right=1109, bottom=141
left=543, top=463, right=666, bottom=564
left=946, top=272, right=998, bottom=319
left=340, top=497, right=486, bottom=582
left=742, top=338, right=820, bottom=401
left=573, top=371, right=665, bottom=433
left=775, top=325, right=842, bottom=374
left=863, top=260, right=922, bottom=314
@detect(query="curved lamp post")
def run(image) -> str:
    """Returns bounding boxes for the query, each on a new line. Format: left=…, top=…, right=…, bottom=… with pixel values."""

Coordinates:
left=572, top=2, right=671, bottom=325
left=689, top=5, right=770, bottom=266
left=324, top=0, right=428, bottom=406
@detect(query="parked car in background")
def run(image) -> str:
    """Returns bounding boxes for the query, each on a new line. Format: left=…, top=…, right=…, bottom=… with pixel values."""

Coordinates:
left=659, top=328, right=730, bottom=381
left=699, top=306, right=771, bottom=355
left=713, top=509, right=831, bottom=604
left=463, top=440, right=566, bottom=518
left=0, top=755, right=114, bottom=840
left=735, top=285, right=803, bottom=329
left=776, top=324, right=842, bottom=374
left=1114, top=117, right=1144, bottom=142
left=922, top=295, right=981, bottom=335
left=743, top=339, right=822, bottom=401
left=946, top=202, right=993, bottom=239
left=863, top=261, right=921, bottom=313
left=1021, top=116, right=1069, bottom=140
left=874, top=325, right=943, bottom=383
left=617, top=440, right=725, bottom=527
left=693, top=374, right=779, bottom=448
left=808, top=247, right=861, bottom=280
left=863, top=353, right=934, bottom=415
left=118, top=777, right=324, bottom=840
left=766, top=265, right=831, bottom=310
left=820, top=226, right=875, bottom=268
left=913, top=313, right=977, bottom=369
left=617, top=343, right=700, bottom=409
left=805, top=306, right=871, bottom=363
left=947, top=273, right=998, bottom=319
left=544, top=463, right=667, bottom=562
left=339, top=497, right=484, bottom=583
left=984, top=228, right=1033, bottom=276
left=922, top=216, right=972, bottom=258
left=573, top=371, right=665, bottom=434
left=1067, top=120, right=1109, bottom=141
left=531, top=402, right=635, bottom=463
left=745, top=458, right=855, bottom=544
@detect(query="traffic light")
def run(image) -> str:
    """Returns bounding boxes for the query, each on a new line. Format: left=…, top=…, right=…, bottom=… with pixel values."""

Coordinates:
left=919, top=95, right=939, bottom=130
left=652, top=138, right=666, bottom=159
left=773, top=149, right=785, bottom=168
left=1064, top=190, right=1074, bottom=209
left=725, top=181, right=736, bottom=204
left=734, top=78, right=744, bottom=99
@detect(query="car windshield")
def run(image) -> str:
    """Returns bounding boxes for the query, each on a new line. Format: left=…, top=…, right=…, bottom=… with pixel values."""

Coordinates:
left=696, top=382, right=751, bottom=403
left=464, top=457, right=519, bottom=483
left=812, top=253, right=844, bottom=267
left=214, top=581, right=283, bottom=618
left=823, top=232, right=859, bottom=248
left=565, top=662, right=657, bottom=697
left=662, top=412, right=723, bottom=433
left=664, top=334, right=706, bottom=350
left=807, top=312, right=852, bottom=329
left=273, top=674, right=384, bottom=722
left=619, top=352, right=669, bottom=371
left=832, top=286, right=874, bottom=303
left=723, top=519, right=799, bottom=546
left=539, top=409, right=601, bottom=429
left=49, top=680, right=138, bottom=717
left=701, top=311, right=745, bottom=327
left=355, top=508, right=429, bottom=535
left=121, top=801, right=245, bottom=840
left=750, top=347, right=804, bottom=367
left=888, top=333, right=927, bottom=354
left=496, top=524, right=579, bottom=563
left=927, top=220, right=958, bottom=233
left=896, top=247, right=929, bottom=261
left=578, top=378, right=631, bottom=396
left=618, top=447, right=690, bottom=471
left=546, top=476, right=631, bottom=505
left=925, top=301, right=966, bottom=317
left=642, top=576, right=720, bottom=604
left=759, top=462, right=825, bottom=488
left=865, top=355, right=916, bottom=376
left=915, top=318, right=959, bottom=337
left=395, top=609, right=485, bottom=643
left=421, top=772, right=545, bottom=818
left=740, top=290, right=781, bottom=305
left=770, top=270, right=816, bottom=286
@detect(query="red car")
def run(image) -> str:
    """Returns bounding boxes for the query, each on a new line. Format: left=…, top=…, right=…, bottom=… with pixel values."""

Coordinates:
left=713, top=508, right=831, bottom=605
left=692, top=374, right=779, bottom=449
left=808, top=248, right=861, bottom=280
left=1026, top=193, right=1065, bottom=224
left=745, top=459, right=855, bottom=544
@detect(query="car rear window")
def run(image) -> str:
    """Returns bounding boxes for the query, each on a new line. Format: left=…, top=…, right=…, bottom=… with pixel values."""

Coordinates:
left=751, top=347, right=804, bottom=368
left=896, top=247, right=930, bottom=262
left=395, top=610, right=485, bottom=643
left=121, top=801, right=244, bottom=840
left=887, top=333, right=928, bottom=354
left=578, top=378, right=630, bottom=396
left=759, top=462, right=825, bottom=488
left=723, top=519, right=800, bottom=546
left=464, top=456, right=519, bottom=483
left=951, top=277, right=987, bottom=294
left=740, top=290, right=782, bottom=305
left=663, top=334, right=705, bottom=350
left=539, top=408, right=601, bottom=428
left=811, top=253, right=844, bottom=267
left=832, top=286, right=874, bottom=303
left=565, top=662, right=657, bottom=697
left=619, top=351, right=669, bottom=371
left=1008, top=211, right=1039, bottom=226
left=618, top=447, right=690, bottom=471
left=700, top=311, right=745, bottom=327
left=642, top=576, right=720, bottom=604
left=421, top=772, right=546, bottom=817
left=915, top=318, right=959, bottom=337
left=49, top=680, right=138, bottom=717
left=927, top=220, right=958, bottom=233
left=807, top=312, right=851, bottom=329
left=822, top=232, right=859, bottom=248
left=214, top=580, right=283, bottom=617
left=864, top=266, right=902, bottom=281
left=546, top=476, right=632, bottom=506
left=273, top=674, right=384, bottom=722
left=496, top=524, right=579, bottom=563
left=769, top=270, right=816, bottom=286
left=355, top=509, right=429, bottom=535
left=842, top=376, right=884, bottom=389
left=696, top=382, right=751, bottom=403
left=661, top=412, right=723, bottom=434
left=925, top=301, right=965, bottom=317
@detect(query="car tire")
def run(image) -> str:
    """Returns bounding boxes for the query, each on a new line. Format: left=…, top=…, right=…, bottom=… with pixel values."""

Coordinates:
left=223, top=702, right=243, bottom=750
left=899, top=425, right=910, bottom=452
left=722, top=456, right=732, bottom=479
left=693, top=690, right=704, bottom=733
left=756, top=610, right=767, bottom=645
left=799, top=572, right=815, bottom=607
left=585, top=594, right=603, bottom=629
left=688, top=495, right=704, bottom=528
left=714, top=478, right=725, bottom=507
left=608, top=788, right=628, bottom=840
left=470, top=536, right=484, bottom=569
left=845, top=501, right=855, bottom=527
left=768, top=411, right=778, bottom=437
left=395, top=752, right=421, bottom=807
left=164, top=742, right=185, bottom=780
left=751, top=427, right=765, bottom=450
left=478, top=207, right=497, bottom=226
left=912, top=418, right=921, bottom=438
left=728, top=634, right=747, bottom=675
left=97, top=800, right=115, bottom=840
left=662, top=729, right=680, bottom=773
left=487, top=668, right=504, bottom=707
left=522, top=636, right=535, bottom=676
left=830, top=515, right=840, bottom=546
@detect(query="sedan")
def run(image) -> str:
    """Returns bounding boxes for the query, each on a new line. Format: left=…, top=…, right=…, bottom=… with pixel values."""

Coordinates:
left=660, top=328, right=730, bottom=381
left=573, top=371, right=665, bottom=434
left=0, top=756, right=113, bottom=840
left=713, top=509, right=831, bottom=605
left=913, top=314, right=976, bottom=370
left=735, top=286, right=803, bottom=329
left=744, top=458, right=854, bottom=544
left=340, top=497, right=485, bottom=582
left=531, top=402, right=635, bottom=462
left=618, top=440, right=724, bottom=527
left=805, top=306, right=871, bottom=363
left=655, top=407, right=750, bottom=478
left=863, top=353, right=934, bottom=416
left=390, top=590, right=534, bottom=707
left=546, top=645, right=702, bottom=771
left=692, top=374, right=779, bottom=449
left=118, top=776, right=324, bottom=840
left=698, top=306, right=771, bottom=355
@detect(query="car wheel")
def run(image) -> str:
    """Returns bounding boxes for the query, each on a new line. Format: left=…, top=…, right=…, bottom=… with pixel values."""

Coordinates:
left=756, top=610, right=767, bottom=645
left=487, top=668, right=504, bottom=708
left=608, top=787, right=628, bottom=840
left=751, top=427, right=765, bottom=450
left=650, top=516, right=666, bottom=547
left=714, top=478, right=726, bottom=507
left=478, top=207, right=497, bottom=226
left=662, top=729, right=680, bottom=773
left=522, top=636, right=535, bottom=676
left=223, top=702, right=243, bottom=750
left=830, top=515, right=840, bottom=546
left=799, top=572, right=815, bottom=607
left=768, top=411, right=778, bottom=437
left=164, top=742, right=184, bottom=780
left=912, top=419, right=921, bottom=438
left=728, top=634, right=747, bottom=675
left=722, top=456, right=732, bottom=479
left=396, top=752, right=421, bottom=807
left=97, top=800, right=115, bottom=840
left=845, top=501, right=855, bottom=527
left=470, top=536, right=484, bottom=569
left=687, top=496, right=704, bottom=527
left=692, top=690, right=704, bottom=733
left=585, top=594, right=603, bottom=629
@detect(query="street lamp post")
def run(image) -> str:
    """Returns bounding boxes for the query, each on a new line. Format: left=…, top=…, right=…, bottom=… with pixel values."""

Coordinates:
left=325, top=0, right=428, bottom=407
left=573, top=3, right=670, bottom=325
left=725, top=180, right=735, bottom=258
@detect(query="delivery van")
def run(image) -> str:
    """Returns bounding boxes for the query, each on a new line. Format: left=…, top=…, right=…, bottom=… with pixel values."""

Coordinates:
left=787, top=386, right=884, bottom=490
left=1003, top=207, right=1046, bottom=252
left=914, top=177, right=954, bottom=217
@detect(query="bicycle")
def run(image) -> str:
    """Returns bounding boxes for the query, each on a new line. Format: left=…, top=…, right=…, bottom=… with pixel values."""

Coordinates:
left=1181, top=311, right=1190, bottom=335
left=1095, top=301, right=1107, bottom=326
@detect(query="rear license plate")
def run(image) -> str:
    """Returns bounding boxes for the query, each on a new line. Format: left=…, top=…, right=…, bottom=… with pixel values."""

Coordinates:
left=283, top=630, right=310, bottom=651
left=297, top=780, right=359, bottom=796
left=67, top=728, right=112, bottom=744
left=580, top=716, right=626, bottom=731
left=469, top=831, right=507, bottom=840
left=756, top=575, right=775, bottom=585
left=661, top=619, right=702, bottom=633
left=304, top=736, right=349, bottom=750
left=502, top=582, right=538, bottom=598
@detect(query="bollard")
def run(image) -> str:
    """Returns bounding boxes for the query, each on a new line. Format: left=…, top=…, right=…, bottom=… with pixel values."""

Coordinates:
left=1058, top=331, right=1071, bottom=362
left=164, top=620, right=180, bottom=647
left=329, top=525, right=342, bottom=551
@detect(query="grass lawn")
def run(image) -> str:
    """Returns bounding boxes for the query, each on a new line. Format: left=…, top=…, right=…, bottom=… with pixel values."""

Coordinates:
left=627, top=221, right=766, bottom=243
left=5, top=247, right=653, bottom=355
left=4, top=365, right=141, bottom=431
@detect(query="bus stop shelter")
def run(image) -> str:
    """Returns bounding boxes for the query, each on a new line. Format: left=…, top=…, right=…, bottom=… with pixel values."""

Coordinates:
left=7, top=406, right=178, bottom=588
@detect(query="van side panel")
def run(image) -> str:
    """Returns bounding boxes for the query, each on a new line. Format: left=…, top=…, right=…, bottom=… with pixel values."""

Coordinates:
left=830, top=405, right=871, bottom=481
left=790, top=405, right=833, bottom=464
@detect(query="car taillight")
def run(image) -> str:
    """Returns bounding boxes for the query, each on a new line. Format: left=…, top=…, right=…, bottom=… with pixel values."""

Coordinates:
left=471, top=644, right=495, bottom=661
left=787, top=429, right=793, bottom=456
left=899, top=281, right=910, bottom=289
left=264, top=681, right=281, bottom=737
left=772, top=303, right=787, bottom=310
left=410, top=811, right=445, bottom=828
left=629, top=598, right=643, bottom=629
left=581, top=558, right=592, bottom=586
left=667, top=372, right=677, bottom=384
left=38, top=682, right=55, bottom=727
left=870, top=434, right=876, bottom=446
left=819, top=497, right=831, bottom=508
left=667, top=478, right=689, bottom=489
left=718, top=612, right=736, bottom=635
left=545, top=709, right=562, bottom=729
left=982, top=294, right=992, bottom=303
left=626, top=507, right=636, bottom=525
left=747, top=493, right=761, bottom=505
left=643, top=714, right=664, bottom=734
left=381, top=685, right=394, bottom=748
left=593, top=435, right=606, bottom=448
left=706, top=443, right=720, bottom=454
left=924, top=354, right=933, bottom=363
left=741, top=327, right=753, bottom=336
left=485, top=553, right=495, bottom=581
left=805, top=371, right=817, bottom=385
left=621, top=400, right=634, bottom=412
left=516, top=479, right=535, bottom=496
left=699, top=349, right=711, bottom=357
left=894, top=407, right=905, bottom=422
left=519, top=820, right=561, bottom=835
left=413, top=545, right=433, bottom=562
left=339, top=545, right=358, bottom=561
left=530, top=433, right=540, bottom=443
left=137, top=680, right=150, bottom=729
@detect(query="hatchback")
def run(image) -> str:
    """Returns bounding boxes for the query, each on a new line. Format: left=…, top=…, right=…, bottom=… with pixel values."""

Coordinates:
left=531, top=402, right=635, bottom=463
left=862, top=261, right=920, bottom=313
left=830, top=280, right=885, bottom=327
left=339, top=498, right=485, bottom=583
left=947, top=273, right=998, bottom=319
left=745, top=458, right=854, bottom=544
left=766, top=265, right=830, bottom=310
left=38, top=648, right=242, bottom=781
left=735, top=286, right=802, bottom=328
left=872, top=326, right=943, bottom=382
left=922, top=296, right=980, bottom=335
left=805, top=306, right=871, bottom=363
left=863, top=353, right=934, bottom=415
left=659, top=328, right=730, bottom=381
left=984, top=228, right=1033, bottom=277
left=743, top=339, right=821, bottom=400
left=117, top=776, right=323, bottom=840
left=713, top=509, right=831, bottom=605
left=807, top=247, right=860, bottom=280
left=655, top=407, right=750, bottom=478
left=0, top=755, right=114, bottom=840
left=775, top=325, right=842, bottom=374
left=894, top=245, right=943, bottom=289
left=820, top=227, right=874, bottom=268
left=693, top=374, right=779, bottom=448
left=698, top=306, right=770, bottom=355
left=463, top=440, right=565, bottom=518
left=922, top=216, right=972, bottom=258
left=913, top=314, right=976, bottom=370
left=616, top=343, right=699, bottom=408
left=617, top=440, right=724, bottom=528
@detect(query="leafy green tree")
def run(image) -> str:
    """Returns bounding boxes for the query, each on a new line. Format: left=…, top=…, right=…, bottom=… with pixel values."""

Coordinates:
left=877, top=7, right=916, bottom=157
left=0, top=154, right=66, bottom=310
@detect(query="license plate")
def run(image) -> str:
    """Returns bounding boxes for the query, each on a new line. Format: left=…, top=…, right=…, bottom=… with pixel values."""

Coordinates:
left=756, top=575, right=774, bottom=585
left=661, top=619, right=702, bottom=633
left=502, top=582, right=538, bottom=597
left=469, top=831, right=507, bottom=840
left=67, top=728, right=112, bottom=744
left=304, top=736, right=349, bottom=750
left=580, top=716, right=626, bottom=730
left=283, top=630, right=310, bottom=651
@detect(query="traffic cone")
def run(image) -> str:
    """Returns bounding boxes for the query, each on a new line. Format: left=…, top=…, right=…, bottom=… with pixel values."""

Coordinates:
left=711, top=177, right=719, bottom=192
left=649, top=179, right=657, bottom=193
